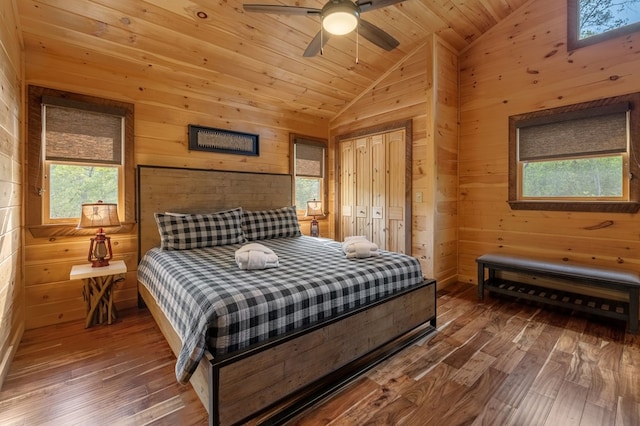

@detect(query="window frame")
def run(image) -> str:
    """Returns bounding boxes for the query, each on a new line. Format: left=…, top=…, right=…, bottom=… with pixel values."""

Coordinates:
left=508, top=92, right=640, bottom=213
left=26, top=85, right=135, bottom=237
left=289, top=133, right=328, bottom=220
left=568, top=0, right=640, bottom=51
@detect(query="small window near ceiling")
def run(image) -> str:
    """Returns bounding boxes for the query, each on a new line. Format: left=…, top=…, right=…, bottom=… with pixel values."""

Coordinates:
left=26, top=86, right=135, bottom=236
left=508, top=93, right=640, bottom=213
left=290, top=134, right=327, bottom=218
left=568, top=0, right=640, bottom=50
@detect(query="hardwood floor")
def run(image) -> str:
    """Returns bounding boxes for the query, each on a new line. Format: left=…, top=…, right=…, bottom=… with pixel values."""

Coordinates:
left=2, top=282, right=640, bottom=425
left=0, top=307, right=208, bottom=425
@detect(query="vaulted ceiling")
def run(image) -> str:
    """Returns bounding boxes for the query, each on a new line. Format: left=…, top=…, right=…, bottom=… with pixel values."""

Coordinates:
left=17, top=0, right=529, bottom=121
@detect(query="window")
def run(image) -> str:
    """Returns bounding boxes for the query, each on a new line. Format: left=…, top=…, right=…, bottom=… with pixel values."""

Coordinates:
left=508, top=93, right=640, bottom=213
left=290, top=134, right=327, bottom=217
left=27, top=86, right=135, bottom=236
left=43, top=103, right=123, bottom=222
left=568, top=0, right=640, bottom=50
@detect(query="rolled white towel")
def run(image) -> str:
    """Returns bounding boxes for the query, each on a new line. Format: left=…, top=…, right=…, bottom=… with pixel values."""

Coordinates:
left=342, top=236, right=379, bottom=258
left=345, top=243, right=380, bottom=259
left=342, top=236, right=378, bottom=252
left=235, top=243, right=279, bottom=270
left=236, top=251, right=279, bottom=269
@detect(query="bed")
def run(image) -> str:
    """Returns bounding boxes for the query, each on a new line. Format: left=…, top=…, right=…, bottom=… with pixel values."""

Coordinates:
left=136, top=165, right=437, bottom=425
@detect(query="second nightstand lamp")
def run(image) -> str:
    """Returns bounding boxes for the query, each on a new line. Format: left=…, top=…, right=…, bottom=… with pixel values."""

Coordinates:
left=77, top=201, right=121, bottom=267
left=306, top=200, right=323, bottom=237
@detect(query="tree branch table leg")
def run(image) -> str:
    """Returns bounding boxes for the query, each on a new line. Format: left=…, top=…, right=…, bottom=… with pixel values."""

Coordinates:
left=83, top=275, right=119, bottom=328
left=71, top=261, right=127, bottom=328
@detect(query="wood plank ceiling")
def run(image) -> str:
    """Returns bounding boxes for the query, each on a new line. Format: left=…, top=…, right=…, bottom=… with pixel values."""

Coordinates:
left=17, top=0, right=530, bottom=121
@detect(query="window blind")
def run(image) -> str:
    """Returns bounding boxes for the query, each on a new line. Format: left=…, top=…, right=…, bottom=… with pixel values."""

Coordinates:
left=44, top=104, right=123, bottom=165
left=295, top=142, right=324, bottom=177
left=518, top=103, right=629, bottom=161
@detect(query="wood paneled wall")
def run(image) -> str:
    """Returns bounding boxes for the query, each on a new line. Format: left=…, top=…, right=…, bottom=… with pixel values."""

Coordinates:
left=331, top=35, right=459, bottom=286
left=21, top=33, right=327, bottom=330
left=0, top=0, right=24, bottom=388
left=458, top=0, right=640, bottom=283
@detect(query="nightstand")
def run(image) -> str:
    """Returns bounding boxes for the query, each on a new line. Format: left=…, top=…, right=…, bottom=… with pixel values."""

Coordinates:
left=70, top=260, right=127, bottom=328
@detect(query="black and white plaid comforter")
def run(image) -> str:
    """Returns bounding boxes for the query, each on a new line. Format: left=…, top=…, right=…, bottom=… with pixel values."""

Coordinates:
left=137, top=236, right=424, bottom=384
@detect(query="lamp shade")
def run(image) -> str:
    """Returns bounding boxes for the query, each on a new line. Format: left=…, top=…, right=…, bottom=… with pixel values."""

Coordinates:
left=306, top=200, right=323, bottom=217
left=322, top=2, right=359, bottom=35
left=77, top=201, right=121, bottom=229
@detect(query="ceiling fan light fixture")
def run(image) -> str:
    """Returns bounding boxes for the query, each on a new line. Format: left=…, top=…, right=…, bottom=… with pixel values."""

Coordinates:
left=322, top=2, right=359, bottom=35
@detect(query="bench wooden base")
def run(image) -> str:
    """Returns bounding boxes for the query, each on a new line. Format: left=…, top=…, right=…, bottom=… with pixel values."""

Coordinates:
left=477, top=254, right=640, bottom=334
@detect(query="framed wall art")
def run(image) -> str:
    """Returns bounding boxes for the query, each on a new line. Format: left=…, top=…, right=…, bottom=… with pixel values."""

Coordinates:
left=188, top=124, right=259, bottom=156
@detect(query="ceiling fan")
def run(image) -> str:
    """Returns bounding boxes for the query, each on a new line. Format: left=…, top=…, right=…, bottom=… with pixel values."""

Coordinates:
left=243, top=0, right=404, bottom=57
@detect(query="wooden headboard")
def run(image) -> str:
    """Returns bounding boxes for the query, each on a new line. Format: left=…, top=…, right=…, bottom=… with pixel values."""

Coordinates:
left=137, top=165, right=293, bottom=258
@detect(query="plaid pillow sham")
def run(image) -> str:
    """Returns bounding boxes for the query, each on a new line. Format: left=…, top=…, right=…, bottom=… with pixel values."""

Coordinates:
left=242, top=206, right=301, bottom=241
left=155, top=208, right=246, bottom=250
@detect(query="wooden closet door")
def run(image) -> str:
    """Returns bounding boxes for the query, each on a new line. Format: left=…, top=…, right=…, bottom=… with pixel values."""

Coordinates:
left=338, top=127, right=408, bottom=253
left=339, top=141, right=355, bottom=238
left=386, top=129, right=406, bottom=253
left=370, top=134, right=386, bottom=250
left=354, top=137, right=371, bottom=239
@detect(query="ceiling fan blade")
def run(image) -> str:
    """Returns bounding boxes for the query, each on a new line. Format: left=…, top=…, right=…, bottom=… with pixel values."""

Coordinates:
left=358, top=19, right=399, bottom=51
left=243, top=4, right=321, bottom=15
left=356, top=0, right=404, bottom=12
left=303, top=31, right=331, bottom=57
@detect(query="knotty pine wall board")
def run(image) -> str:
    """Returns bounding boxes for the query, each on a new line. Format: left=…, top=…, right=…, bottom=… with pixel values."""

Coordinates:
left=0, top=0, right=24, bottom=389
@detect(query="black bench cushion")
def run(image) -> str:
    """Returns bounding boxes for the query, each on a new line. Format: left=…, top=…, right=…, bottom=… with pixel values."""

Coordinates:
left=477, top=253, right=640, bottom=287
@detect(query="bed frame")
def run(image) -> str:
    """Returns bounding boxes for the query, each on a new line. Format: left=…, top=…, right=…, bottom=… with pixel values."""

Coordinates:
left=136, top=165, right=437, bottom=425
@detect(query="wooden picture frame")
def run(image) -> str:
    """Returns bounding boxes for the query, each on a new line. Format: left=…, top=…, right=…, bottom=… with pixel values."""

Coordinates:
left=188, top=124, right=259, bottom=156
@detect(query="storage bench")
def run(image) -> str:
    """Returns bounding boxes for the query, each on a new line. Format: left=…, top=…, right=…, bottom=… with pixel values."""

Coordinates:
left=476, top=253, right=640, bottom=334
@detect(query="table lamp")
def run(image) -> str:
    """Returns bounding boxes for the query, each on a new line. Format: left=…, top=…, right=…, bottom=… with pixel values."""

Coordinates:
left=306, top=200, right=323, bottom=237
left=77, top=201, right=121, bottom=267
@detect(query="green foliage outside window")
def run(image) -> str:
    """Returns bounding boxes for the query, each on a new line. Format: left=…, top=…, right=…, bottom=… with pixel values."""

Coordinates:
left=522, top=156, right=623, bottom=198
left=49, top=164, right=119, bottom=219
left=295, top=177, right=321, bottom=211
